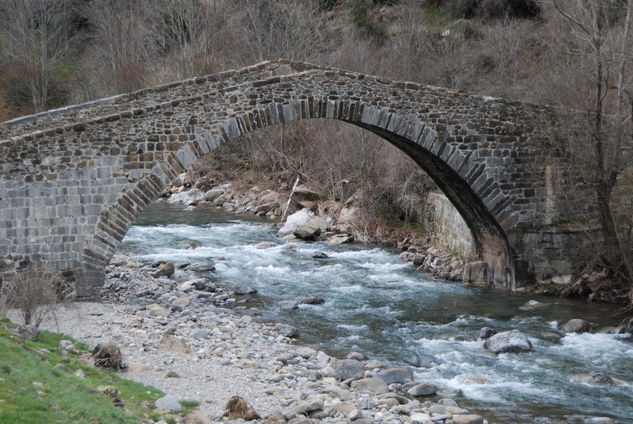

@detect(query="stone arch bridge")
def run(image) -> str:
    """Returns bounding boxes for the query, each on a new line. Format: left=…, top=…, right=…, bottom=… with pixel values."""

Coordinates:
left=0, top=60, right=593, bottom=298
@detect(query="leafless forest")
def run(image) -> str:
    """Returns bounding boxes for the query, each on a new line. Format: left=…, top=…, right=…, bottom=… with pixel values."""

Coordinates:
left=1, top=0, right=632, bottom=297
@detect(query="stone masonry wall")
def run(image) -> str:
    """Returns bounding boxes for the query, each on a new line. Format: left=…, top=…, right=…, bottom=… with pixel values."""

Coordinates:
left=425, top=192, right=476, bottom=260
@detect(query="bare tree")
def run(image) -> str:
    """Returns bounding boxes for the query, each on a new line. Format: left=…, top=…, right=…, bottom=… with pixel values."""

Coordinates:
left=85, top=0, right=160, bottom=93
left=0, top=262, right=63, bottom=329
left=158, top=0, right=226, bottom=79
left=237, top=0, right=324, bottom=63
left=549, top=0, right=633, bottom=293
left=0, top=0, right=76, bottom=112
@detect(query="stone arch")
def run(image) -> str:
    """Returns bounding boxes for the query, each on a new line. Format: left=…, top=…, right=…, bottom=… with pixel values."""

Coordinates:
left=81, top=98, right=516, bottom=296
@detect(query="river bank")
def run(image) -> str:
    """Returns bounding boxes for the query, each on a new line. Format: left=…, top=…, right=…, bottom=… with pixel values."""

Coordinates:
left=41, top=254, right=489, bottom=424
left=38, top=251, right=628, bottom=424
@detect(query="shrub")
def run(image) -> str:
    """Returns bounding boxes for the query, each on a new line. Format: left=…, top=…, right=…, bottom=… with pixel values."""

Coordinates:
left=0, top=261, right=64, bottom=328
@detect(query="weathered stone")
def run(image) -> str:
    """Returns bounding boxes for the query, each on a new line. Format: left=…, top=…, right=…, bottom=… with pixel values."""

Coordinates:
left=376, top=367, right=413, bottom=384
left=294, top=223, right=321, bottom=240
left=204, top=189, right=225, bottom=202
left=332, top=359, right=364, bottom=380
left=350, top=377, right=389, bottom=394
left=299, top=296, right=325, bottom=305
left=234, top=285, right=257, bottom=295
left=452, top=415, right=484, bottom=424
left=569, top=372, right=617, bottom=386
left=224, top=396, right=259, bottom=420
left=295, top=398, right=323, bottom=415
left=182, top=411, right=212, bottom=424
left=274, top=323, right=299, bottom=338
left=562, top=319, right=592, bottom=334
left=407, top=383, right=436, bottom=397
left=483, top=330, right=533, bottom=353
left=187, top=262, right=215, bottom=273
left=479, top=327, right=497, bottom=339
left=158, top=334, right=191, bottom=354
left=151, top=262, right=174, bottom=278
left=155, top=394, right=182, bottom=412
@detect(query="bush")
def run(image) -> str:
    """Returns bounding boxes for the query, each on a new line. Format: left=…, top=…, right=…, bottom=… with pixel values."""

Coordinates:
left=0, top=262, right=64, bottom=328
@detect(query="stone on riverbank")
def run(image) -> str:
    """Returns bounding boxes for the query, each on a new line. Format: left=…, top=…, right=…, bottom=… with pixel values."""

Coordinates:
left=407, top=383, right=436, bottom=397
left=224, top=396, right=259, bottom=420
left=453, top=415, right=484, bottom=424
left=274, top=323, right=299, bottom=338
left=332, top=359, right=364, bottom=380
left=168, top=189, right=205, bottom=205
left=155, top=394, right=183, bottom=412
left=350, top=377, right=389, bottom=394
left=376, top=367, right=413, bottom=384
left=151, top=262, right=174, bottom=278
left=483, top=330, right=533, bottom=353
left=182, top=410, right=212, bottom=424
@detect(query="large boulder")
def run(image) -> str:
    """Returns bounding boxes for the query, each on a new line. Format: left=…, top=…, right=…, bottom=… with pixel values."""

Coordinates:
left=182, top=411, right=212, bottom=424
left=569, top=372, right=617, bottom=386
left=168, top=189, right=205, bottom=205
left=204, top=189, right=225, bottom=202
left=376, top=367, right=413, bottom=384
left=407, top=383, right=436, bottom=397
left=151, top=262, right=175, bottom=278
left=294, top=223, right=322, bottom=240
left=155, top=394, right=183, bottom=412
left=293, top=185, right=322, bottom=202
left=158, top=334, right=191, bottom=354
left=224, top=396, right=259, bottom=421
left=331, top=359, right=364, bottom=380
left=562, top=319, right=592, bottom=334
left=334, top=206, right=359, bottom=234
left=187, top=262, right=215, bottom=273
left=350, top=377, right=389, bottom=394
left=617, top=316, right=633, bottom=334
left=278, top=209, right=330, bottom=238
left=483, top=330, right=533, bottom=353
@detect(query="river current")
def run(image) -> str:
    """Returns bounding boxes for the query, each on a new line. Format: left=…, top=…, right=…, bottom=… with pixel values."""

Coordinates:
left=118, top=201, right=633, bottom=423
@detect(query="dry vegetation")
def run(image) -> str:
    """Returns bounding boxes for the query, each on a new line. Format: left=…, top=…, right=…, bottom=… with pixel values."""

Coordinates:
left=0, top=0, right=631, bottom=300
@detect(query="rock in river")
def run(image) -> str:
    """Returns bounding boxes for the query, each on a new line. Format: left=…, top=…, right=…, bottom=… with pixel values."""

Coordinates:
left=299, top=296, right=325, bottom=305
left=187, top=262, right=216, bottom=273
left=562, top=319, right=592, bottom=334
left=483, top=330, right=533, bottom=353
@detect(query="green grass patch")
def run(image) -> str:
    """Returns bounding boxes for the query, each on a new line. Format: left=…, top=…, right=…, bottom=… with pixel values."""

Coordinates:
left=0, top=318, right=192, bottom=423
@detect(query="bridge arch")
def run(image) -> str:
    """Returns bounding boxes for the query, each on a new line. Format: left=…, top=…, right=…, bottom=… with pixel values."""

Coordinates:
left=1, top=60, right=574, bottom=298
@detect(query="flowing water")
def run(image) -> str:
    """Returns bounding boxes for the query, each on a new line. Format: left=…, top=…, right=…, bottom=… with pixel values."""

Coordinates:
left=118, top=201, right=633, bottom=423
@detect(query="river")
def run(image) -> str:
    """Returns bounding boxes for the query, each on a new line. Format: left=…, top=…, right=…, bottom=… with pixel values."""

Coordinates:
left=117, top=201, right=633, bottom=423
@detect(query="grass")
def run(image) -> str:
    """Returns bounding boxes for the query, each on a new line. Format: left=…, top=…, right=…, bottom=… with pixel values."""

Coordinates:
left=0, top=317, right=193, bottom=423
